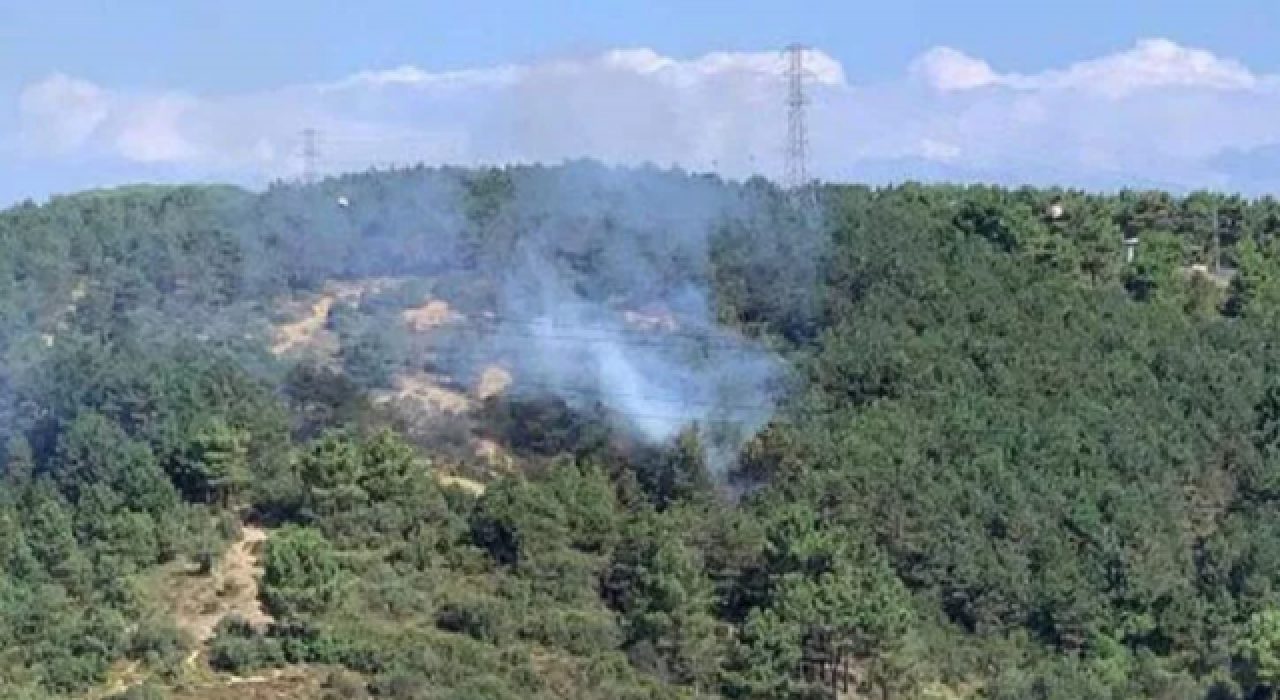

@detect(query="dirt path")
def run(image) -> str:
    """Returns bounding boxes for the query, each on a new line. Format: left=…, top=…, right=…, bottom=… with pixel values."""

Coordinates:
left=436, top=474, right=487, bottom=497
left=175, top=524, right=274, bottom=645
left=272, top=296, right=335, bottom=356
left=92, top=526, right=277, bottom=698
left=220, top=524, right=272, bottom=630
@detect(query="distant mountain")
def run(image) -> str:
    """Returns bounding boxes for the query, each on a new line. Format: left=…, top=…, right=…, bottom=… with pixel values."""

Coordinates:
left=1210, top=144, right=1280, bottom=194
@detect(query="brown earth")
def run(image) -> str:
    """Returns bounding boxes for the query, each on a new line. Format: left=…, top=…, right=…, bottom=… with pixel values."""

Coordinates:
left=270, top=278, right=411, bottom=357
left=474, top=366, right=513, bottom=400
left=271, top=296, right=335, bottom=356
left=93, top=661, right=338, bottom=700
left=91, top=660, right=146, bottom=699
left=94, top=525, right=278, bottom=699
left=165, top=667, right=332, bottom=700
left=472, top=437, right=515, bottom=471
left=268, top=280, right=520, bottom=486
left=403, top=299, right=462, bottom=332
left=436, top=474, right=487, bottom=497
left=374, top=372, right=475, bottom=415
left=374, top=364, right=512, bottom=420
left=170, top=524, right=273, bottom=645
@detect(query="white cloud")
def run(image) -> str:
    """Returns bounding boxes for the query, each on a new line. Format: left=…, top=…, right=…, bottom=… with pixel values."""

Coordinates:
left=915, top=38, right=1261, bottom=98
left=320, top=64, right=522, bottom=91
left=13, top=39, right=1280, bottom=193
left=18, top=73, right=110, bottom=154
left=918, top=138, right=961, bottom=162
left=113, top=95, right=202, bottom=163
left=911, top=47, right=999, bottom=91
left=1026, top=39, right=1258, bottom=97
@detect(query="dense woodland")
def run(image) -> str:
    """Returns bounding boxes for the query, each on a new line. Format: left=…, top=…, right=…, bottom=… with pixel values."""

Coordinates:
left=4, top=166, right=1280, bottom=698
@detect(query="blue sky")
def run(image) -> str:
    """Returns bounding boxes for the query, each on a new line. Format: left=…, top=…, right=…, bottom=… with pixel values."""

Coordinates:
left=4, top=0, right=1280, bottom=203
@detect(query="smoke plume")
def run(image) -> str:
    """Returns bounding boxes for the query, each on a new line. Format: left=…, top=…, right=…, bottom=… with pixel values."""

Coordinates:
left=244, top=162, right=817, bottom=480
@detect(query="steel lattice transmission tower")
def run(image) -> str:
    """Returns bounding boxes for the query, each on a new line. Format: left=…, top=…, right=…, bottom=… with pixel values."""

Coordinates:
left=784, top=43, right=811, bottom=193
left=301, top=127, right=319, bottom=185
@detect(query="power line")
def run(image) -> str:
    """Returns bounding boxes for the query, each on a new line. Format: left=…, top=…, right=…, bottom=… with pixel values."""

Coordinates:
left=318, top=315, right=795, bottom=418
left=474, top=380, right=785, bottom=417
left=383, top=373, right=793, bottom=423
left=432, top=318, right=777, bottom=352
left=319, top=293, right=790, bottom=351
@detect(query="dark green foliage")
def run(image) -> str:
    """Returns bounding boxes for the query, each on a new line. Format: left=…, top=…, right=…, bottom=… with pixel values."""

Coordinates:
left=283, top=361, right=376, bottom=440
left=296, top=428, right=458, bottom=548
left=337, top=311, right=409, bottom=389
left=477, top=395, right=612, bottom=460
left=470, top=475, right=572, bottom=568
left=435, top=593, right=519, bottom=644
left=175, top=416, right=251, bottom=506
left=127, top=616, right=190, bottom=673
left=208, top=616, right=286, bottom=672
left=262, top=526, right=343, bottom=619
left=607, top=513, right=724, bottom=688
left=11, top=170, right=1280, bottom=698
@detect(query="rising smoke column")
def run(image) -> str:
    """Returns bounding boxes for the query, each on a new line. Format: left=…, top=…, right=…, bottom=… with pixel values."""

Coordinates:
left=243, top=162, right=819, bottom=480
left=461, top=163, right=815, bottom=479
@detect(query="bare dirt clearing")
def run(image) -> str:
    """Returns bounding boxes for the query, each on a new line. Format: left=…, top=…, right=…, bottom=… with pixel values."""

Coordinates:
left=271, top=296, right=335, bottom=356
left=168, top=524, right=273, bottom=645
left=167, top=666, right=331, bottom=700
left=436, top=473, right=487, bottom=496
left=403, top=299, right=463, bottom=331
left=475, top=365, right=513, bottom=400
left=269, top=281, right=521, bottom=485
left=96, top=524, right=278, bottom=699
left=270, top=277, right=408, bottom=357
left=374, top=372, right=475, bottom=415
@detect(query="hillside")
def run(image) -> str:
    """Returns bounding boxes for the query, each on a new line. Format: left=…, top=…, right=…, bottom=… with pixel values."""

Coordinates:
left=2, top=166, right=1280, bottom=699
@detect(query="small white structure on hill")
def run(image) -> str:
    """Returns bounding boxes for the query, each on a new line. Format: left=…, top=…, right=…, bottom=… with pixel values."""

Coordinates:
left=1123, top=236, right=1139, bottom=264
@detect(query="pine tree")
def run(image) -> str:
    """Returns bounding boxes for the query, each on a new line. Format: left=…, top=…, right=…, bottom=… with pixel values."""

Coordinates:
left=4, top=435, right=34, bottom=485
left=609, top=514, right=725, bottom=690
left=179, top=417, right=251, bottom=507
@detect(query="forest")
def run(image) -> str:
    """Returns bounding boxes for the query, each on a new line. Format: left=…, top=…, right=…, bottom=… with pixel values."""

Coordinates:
left=3, top=164, right=1280, bottom=699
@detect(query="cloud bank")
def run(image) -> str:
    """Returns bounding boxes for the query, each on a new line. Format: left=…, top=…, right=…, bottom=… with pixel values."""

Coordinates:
left=13, top=39, right=1280, bottom=194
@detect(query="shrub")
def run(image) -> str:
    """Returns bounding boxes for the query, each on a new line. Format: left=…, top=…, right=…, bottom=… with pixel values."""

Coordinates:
left=261, top=526, right=342, bottom=619
left=520, top=607, right=623, bottom=657
left=434, top=595, right=516, bottom=645
left=322, top=669, right=370, bottom=699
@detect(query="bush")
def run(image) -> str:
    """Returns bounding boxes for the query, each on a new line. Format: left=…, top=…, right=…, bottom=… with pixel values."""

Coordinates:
left=520, top=607, right=622, bottom=657
left=434, top=594, right=517, bottom=645
left=372, top=672, right=431, bottom=699
left=340, top=325, right=407, bottom=390
left=128, top=617, right=190, bottom=668
left=261, top=526, right=342, bottom=619
left=217, top=510, right=243, bottom=540
left=208, top=616, right=284, bottom=672
left=322, top=669, right=370, bottom=699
